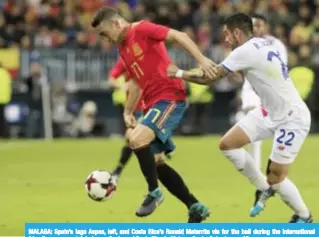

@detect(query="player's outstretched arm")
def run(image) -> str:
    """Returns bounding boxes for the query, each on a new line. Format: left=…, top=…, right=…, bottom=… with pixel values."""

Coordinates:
left=166, top=65, right=210, bottom=85
left=123, top=79, right=141, bottom=128
left=166, top=29, right=217, bottom=79
left=124, top=79, right=141, bottom=115
left=167, top=64, right=229, bottom=85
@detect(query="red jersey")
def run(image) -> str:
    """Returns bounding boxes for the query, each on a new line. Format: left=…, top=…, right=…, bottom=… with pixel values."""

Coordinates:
left=118, top=21, right=186, bottom=109
left=108, top=58, right=145, bottom=112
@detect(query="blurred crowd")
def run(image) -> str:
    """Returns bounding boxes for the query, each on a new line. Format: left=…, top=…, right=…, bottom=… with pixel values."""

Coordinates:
left=0, top=0, right=319, bottom=138
left=0, top=0, right=318, bottom=68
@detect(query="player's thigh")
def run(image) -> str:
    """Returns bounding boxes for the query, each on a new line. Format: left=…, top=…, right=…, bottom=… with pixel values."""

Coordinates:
left=220, top=108, right=272, bottom=150
left=270, top=123, right=310, bottom=165
left=141, top=100, right=186, bottom=144
left=128, top=123, right=156, bottom=149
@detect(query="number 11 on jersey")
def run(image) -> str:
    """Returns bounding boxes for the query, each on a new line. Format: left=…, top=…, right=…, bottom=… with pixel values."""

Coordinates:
left=131, top=61, right=144, bottom=79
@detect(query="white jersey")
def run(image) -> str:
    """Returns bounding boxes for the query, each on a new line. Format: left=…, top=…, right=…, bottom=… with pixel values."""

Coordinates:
left=264, top=35, right=288, bottom=63
left=222, top=37, right=308, bottom=122
left=241, top=80, right=261, bottom=109
left=240, top=35, right=288, bottom=110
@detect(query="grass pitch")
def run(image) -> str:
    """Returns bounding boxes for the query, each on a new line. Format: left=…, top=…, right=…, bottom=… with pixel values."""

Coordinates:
left=1, top=136, right=318, bottom=235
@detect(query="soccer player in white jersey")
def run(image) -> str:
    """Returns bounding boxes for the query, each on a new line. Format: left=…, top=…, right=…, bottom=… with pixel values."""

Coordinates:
left=167, top=13, right=313, bottom=223
left=239, top=13, right=289, bottom=206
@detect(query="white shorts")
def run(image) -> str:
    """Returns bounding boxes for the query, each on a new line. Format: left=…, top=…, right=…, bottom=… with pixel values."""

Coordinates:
left=237, top=107, right=311, bottom=164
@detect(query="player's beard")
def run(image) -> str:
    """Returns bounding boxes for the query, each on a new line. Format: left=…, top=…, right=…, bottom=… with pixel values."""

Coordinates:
left=230, top=33, right=240, bottom=50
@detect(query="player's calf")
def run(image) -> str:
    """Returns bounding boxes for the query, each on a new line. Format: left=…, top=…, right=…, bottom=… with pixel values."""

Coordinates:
left=219, top=125, right=269, bottom=191
left=127, top=124, right=164, bottom=217
left=111, top=128, right=137, bottom=182
left=112, top=145, right=133, bottom=181
left=252, top=161, right=311, bottom=220
left=267, top=161, right=288, bottom=185
left=250, top=162, right=287, bottom=217
left=155, top=154, right=210, bottom=223
left=253, top=159, right=274, bottom=206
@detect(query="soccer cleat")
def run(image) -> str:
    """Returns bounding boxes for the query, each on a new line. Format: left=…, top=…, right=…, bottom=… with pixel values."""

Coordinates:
left=111, top=173, right=119, bottom=184
left=188, top=203, right=210, bottom=223
left=135, top=188, right=164, bottom=217
left=253, top=190, right=262, bottom=206
left=250, top=188, right=275, bottom=217
left=253, top=189, right=275, bottom=206
left=289, top=214, right=313, bottom=223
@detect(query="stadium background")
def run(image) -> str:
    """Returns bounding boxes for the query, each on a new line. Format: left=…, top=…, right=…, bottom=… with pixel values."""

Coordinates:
left=1, top=0, right=318, bottom=235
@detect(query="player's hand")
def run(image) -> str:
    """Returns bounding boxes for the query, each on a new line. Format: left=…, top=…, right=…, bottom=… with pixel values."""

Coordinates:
left=123, top=113, right=137, bottom=128
left=120, top=84, right=128, bottom=92
left=166, top=64, right=180, bottom=77
left=199, top=57, right=217, bottom=79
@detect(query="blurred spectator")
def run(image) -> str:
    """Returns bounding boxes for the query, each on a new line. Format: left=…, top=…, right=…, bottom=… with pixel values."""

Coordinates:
left=25, top=62, right=46, bottom=138
left=71, top=100, right=97, bottom=137
left=63, top=15, right=80, bottom=43
left=20, top=35, right=32, bottom=49
left=132, top=3, right=146, bottom=21
left=34, top=26, right=52, bottom=48
left=52, top=81, right=74, bottom=137
left=312, top=33, right=319, bottom=66
left=298, top=44, right=312, bottom=67
left=175, top=2, right=193, bottom=30
left=75, top=31, right=88, bottom=49
left=0, top=63, right=12, bottom=138
left=197, top=22, right=212, bottom=52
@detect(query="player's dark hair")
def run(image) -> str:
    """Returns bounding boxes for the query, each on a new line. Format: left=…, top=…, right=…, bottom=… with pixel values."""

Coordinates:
left=91, top=7, right=119, bottom=28
left=251, top=13, right=268, bottom=23
left=224, top=13, right=253, bottom=35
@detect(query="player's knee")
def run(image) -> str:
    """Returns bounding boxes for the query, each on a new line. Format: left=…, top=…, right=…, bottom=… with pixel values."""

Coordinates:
left=267, top=161, right=288, bottom=185
left=219, top=137, right=233, bottom=151
left=128, top=127, right=153, bottom=150
left=154, top=153, right=165, bottom=166
left=128, top=135, right=148, bottom=150
left=219, top=125, right=250, bottom=151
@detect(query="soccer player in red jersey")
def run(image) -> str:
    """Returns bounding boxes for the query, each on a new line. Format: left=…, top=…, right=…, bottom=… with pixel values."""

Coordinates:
left=91, top=7, right=214, bottom=221
left=108, top=58, right=208, bottom=223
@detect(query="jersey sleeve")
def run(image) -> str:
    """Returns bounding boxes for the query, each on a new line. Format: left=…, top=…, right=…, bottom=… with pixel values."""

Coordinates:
left=136, top=21, right=170, bottom=41
left=109, top=58, right=127, bottom=79
left=221, top=46, right=251, bottom=72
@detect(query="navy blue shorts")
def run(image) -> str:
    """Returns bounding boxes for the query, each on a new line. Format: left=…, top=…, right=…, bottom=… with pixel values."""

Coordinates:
left=140, top=100, right=187, bottom=154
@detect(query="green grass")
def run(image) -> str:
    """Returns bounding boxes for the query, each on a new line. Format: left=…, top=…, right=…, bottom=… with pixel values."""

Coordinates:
left=1, top=136, right=318, bottom=235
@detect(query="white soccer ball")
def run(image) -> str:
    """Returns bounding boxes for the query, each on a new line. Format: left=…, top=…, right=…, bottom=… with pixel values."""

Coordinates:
left=85, top=170, right=116, bottom=201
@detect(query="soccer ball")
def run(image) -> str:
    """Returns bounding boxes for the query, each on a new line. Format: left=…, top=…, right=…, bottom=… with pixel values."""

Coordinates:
left=85, top=170, right=116, bottom=201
